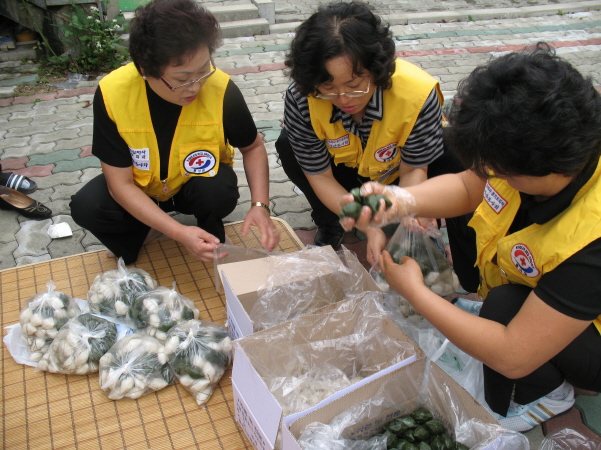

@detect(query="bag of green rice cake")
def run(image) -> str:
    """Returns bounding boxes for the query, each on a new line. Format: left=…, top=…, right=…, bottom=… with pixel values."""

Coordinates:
left=128, top=282, right=199, bottom=342
left=98, top=334, right=173, bottom=400
left=164, top=320, right=232, bottom=407
left=88, top=257, right=156, bottom=319
left=37, top=313, right=118, bottom=375
left=19, top=280, right=81, bottom=362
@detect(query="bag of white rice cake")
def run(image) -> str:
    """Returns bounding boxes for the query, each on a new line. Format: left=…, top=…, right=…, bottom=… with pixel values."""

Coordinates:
left=37, top=313, right=118, bottom=374
left=19, top=280, right=81, bottom=362
left=128, top=282, right=199, bottom=342
left=164, top=320, right=232, bottom=407
left=98, top=334, right=173, bottom=400
left=88, top=257, right=156, bottom=319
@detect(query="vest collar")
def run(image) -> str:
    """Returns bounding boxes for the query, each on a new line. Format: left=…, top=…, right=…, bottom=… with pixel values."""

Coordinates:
left=518, top=162, right=597, bottom=225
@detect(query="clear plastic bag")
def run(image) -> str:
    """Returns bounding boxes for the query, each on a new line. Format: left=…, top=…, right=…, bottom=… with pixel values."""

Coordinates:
left=539, top=427, right=601, bottom=450
left=128, top=282, right=199, bottom=342
left=87, top=257, right=157, bottom=319
left=37, top=313, right=118, bottom=374
left=249, top=247, right=374, bottom=332
left=164, top=320, right=232, bottom=407
left=375, top=219, right=460, bottom=297
left=297, top=362, right=528, bottom=450
left=19, top=280, right=81, bottom=362
left=236, top=293, right=418, bottom=417
left=98, top=334, right=173, bottom=400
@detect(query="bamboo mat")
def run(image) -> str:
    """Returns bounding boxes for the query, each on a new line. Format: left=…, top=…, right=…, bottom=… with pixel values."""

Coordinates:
left=0, top=218, right=304, bottom=450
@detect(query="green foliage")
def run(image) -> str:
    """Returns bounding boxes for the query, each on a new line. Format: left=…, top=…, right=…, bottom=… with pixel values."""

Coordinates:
left=53, top=3, right=128, bottom=73
left=557, top=10, right=564, bottom=15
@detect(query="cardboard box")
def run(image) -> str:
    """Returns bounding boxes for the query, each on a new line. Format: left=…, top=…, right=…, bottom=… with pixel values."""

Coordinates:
left=231, top=294, right=425, bottom=450
left=218, top=246, right=381, bottom=339
left=282, top=359, right=501, bottom=450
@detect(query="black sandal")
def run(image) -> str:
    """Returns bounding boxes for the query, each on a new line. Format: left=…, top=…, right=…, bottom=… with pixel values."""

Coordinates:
left=0, top=164, right=38, bottom=195
left=0, top=186, right=52, bottom=220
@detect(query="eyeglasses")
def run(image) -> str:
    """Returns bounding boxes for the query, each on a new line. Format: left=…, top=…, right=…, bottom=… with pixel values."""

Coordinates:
left=160, top=62, right=216, bottom=91
left=315, top=80, right=371, bottom=100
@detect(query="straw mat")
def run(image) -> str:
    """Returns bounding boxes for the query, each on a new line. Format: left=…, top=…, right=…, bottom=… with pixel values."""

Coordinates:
left=1, top=218, right=304, bottom=450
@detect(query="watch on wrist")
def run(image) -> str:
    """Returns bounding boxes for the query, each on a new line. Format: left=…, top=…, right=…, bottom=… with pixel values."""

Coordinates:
left=251, top=201, right=270, bottom=215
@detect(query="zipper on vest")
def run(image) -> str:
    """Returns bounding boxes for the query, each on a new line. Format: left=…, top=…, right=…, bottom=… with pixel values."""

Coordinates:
left=161, top=179, right=169, bottom=193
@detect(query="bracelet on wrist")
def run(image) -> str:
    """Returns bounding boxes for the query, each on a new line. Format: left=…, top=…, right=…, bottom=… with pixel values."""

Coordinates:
left=251, top=201, right=270, bottom=215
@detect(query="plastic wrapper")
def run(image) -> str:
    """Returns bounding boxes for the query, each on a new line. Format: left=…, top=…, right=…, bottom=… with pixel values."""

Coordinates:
left=98, top=334, right=173, bottom=400
left=235, top=293, right=418, bottom=417
left=165, top=320, right=232, bottom=407
left=19, top=280, right=81, bottom=362
left=296, top=363, right=528, bottom=450
left=373, top=219, right=460, bottom=298
left=249, top=247, right=374, bottom=332
left=128, top=282, right=199, bottom=342
left=88, top=257, right=157, bottom=319
left=37, top=313, right=118, bottom=374
left=539, top=427, right=601, bottom=450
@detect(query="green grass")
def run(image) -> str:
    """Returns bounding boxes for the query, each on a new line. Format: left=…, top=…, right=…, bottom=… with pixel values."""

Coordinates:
left=118, top=0, right=150, bottom=12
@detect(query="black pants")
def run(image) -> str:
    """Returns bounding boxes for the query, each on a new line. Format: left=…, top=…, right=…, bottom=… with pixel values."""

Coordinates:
left=275, top=128, right=466, bottom=227
left=480, top=283, right=601, bottom=416
left=70, top=163, right=239, bottom=264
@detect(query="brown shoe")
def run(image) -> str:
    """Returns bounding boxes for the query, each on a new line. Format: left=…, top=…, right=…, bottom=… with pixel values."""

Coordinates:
left=0, top=186, right=52, bottom=220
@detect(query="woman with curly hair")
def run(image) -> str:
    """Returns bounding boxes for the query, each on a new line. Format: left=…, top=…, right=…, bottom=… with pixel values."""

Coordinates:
left=276, top=1, right=461, bottom=261
left=70, top=0, right=279, bottom=264
left=342, top=43, right=601, bottom=431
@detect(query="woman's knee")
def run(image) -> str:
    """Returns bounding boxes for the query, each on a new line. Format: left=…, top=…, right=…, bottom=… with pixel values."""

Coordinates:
left=480, top=284, right=532, bottom=325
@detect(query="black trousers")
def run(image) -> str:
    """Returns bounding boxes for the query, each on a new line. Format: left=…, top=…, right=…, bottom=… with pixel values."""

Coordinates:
left=480, top=283, right=601, bottom=416
left=275, top=128, right=466, bottom=227
left=70, top=163, right=239, bottom=264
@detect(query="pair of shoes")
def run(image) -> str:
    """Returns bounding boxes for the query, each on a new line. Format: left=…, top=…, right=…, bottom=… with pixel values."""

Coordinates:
left=314, top=220, right=345, bottom=249
left=452, top=297, right=483, bottom=316
left=0, top=167, right=38, bottom=194
left=0, top=186, right=52, bottom=219
left=499, top=381, right=575, bottom=432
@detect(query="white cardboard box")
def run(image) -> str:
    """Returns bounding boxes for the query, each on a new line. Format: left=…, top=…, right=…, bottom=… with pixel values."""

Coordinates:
left=282, top=359, right=502, bottom=450
left=231, top=294, right=425, bottom=450
left=218, top=245, right=381, bottom=339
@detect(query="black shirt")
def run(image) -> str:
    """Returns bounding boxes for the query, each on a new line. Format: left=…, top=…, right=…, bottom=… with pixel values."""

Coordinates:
left=92, top=80, right=258, bottom=179
left=507, top=164, right=601, bottom=321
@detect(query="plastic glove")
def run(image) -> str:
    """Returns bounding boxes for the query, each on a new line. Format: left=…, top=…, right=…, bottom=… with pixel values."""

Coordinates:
left=339, top=182, right=416, bottom=231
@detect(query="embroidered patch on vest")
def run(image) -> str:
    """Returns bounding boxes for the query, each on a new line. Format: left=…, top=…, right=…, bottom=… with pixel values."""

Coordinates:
left=184, top=150, right=216, bottom=175
left=129, top=147, right=150, bottom=171
left=484, top=181, right=508, bottom=214
left=374, top=143, right=398, bottom=163
left=511, top=244, right=540, bottom=278
left=327, top=135, right=350, bottom=148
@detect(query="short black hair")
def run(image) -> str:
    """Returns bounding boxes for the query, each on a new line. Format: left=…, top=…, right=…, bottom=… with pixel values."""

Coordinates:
left=285, top=1, right=396, bottom=97
left=128, top=0, right=221, bottom=78
left=448, top=42, right=601, bottom=179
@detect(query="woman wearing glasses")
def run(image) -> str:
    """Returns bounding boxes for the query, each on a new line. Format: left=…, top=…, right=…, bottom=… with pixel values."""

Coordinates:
left=277, top=1, right=462, bottom=263
left=71, top=0, right=278, bottom=264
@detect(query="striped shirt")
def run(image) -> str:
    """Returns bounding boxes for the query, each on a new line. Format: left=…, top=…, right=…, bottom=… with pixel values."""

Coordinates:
left=283, top=83, right=444, bottom=176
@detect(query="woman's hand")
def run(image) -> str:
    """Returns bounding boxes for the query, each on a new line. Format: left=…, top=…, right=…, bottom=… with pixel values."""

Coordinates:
left=364, top=228, right=387, bottom=266
left=339, top=182, right=416, bottom=231
left=175, top=226, right=223, bottom=261
left=242, top=206, right=280, bottom=251
left=379, top=251, right=427, bottom=299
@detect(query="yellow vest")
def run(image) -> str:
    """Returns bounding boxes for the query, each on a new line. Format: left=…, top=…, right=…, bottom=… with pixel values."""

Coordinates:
left=99, top=63, right=235, bottom=202
left=307, top=59, right=442, bottom=184
left=469, top=160, right=601, bottom=333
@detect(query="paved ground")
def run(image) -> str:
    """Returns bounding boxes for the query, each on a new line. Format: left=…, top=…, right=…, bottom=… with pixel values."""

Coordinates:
left=0, top=3, right=600, bottom=446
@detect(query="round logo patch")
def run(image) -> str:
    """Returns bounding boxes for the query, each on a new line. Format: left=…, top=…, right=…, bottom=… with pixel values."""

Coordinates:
left=374, top=143, right=398, bottom=163
left=511, top=244, right=540, bottom=278
left=184, top=150, right=216, bottom=174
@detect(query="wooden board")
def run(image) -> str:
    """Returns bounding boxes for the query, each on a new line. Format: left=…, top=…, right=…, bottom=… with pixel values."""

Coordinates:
left=0, top=218, right=304, bottom=450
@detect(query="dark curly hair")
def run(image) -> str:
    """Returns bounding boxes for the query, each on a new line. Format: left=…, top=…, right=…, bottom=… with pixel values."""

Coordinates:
left=448, top=42, right=601, bottom=179
left=285, top=1, right=396, bottom=97
left=128, top=0, right=221, bottom=79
